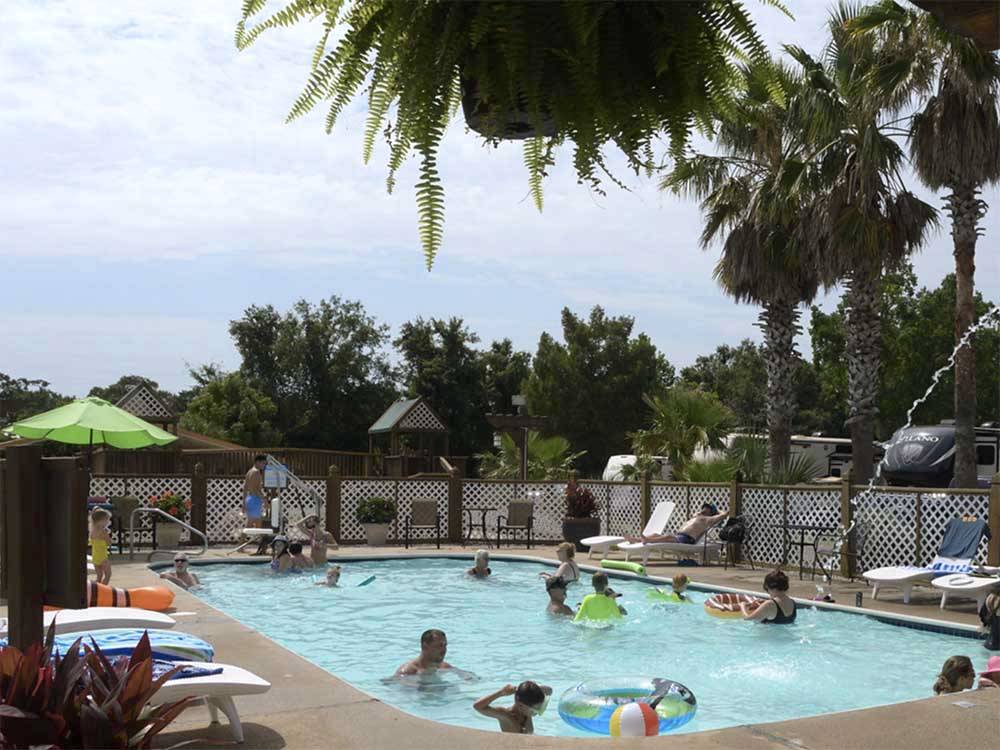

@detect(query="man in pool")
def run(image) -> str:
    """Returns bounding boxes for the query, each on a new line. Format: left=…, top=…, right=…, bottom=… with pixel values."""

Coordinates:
left=473, top=681, right=552, bottom=734
left=394, top=629, right=476, bottom=680
left=624, top=503, right=727, bottom=545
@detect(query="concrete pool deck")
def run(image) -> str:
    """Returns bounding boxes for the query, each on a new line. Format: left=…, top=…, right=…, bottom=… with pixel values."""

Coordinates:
left=24, top=545, right=1000, bottom=749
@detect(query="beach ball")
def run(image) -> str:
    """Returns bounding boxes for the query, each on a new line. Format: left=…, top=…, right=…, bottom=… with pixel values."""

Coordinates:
left=609, top=701, right=660, bottom=737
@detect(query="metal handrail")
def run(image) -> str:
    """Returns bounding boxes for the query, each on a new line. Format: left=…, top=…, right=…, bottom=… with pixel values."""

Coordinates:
left=128, top=507, right=208, bottom=562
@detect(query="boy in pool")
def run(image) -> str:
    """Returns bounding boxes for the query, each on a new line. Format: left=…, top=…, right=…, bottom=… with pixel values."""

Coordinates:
left=653, top=573, right=689, bottom=602
left=545, top=576, right=574, bottom=616
left=288, top=542, right=313, bottom=571
left=316, top=565, right=342, bottom=586
left=584, top=571, right=627, bottom=615
left=473, top=681, right=552, bottom=734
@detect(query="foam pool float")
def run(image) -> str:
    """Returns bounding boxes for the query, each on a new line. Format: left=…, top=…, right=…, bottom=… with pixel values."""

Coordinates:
left=704, top=592, right=760, bottom=619
left=558, top=677, right=697, bottom=734
left=600, top=559, right=645, bottom=575
left=86, top=582, right=175, bottom=611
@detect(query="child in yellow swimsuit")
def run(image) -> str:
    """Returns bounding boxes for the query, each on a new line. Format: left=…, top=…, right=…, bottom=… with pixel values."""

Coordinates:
left=89, top=508, right=113, bottom=584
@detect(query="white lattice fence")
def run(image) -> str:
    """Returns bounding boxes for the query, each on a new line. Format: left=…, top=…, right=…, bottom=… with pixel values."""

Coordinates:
left=580, top=482, right=612, bottom=535
left=605, top=484, right=642, bottom=536
left=206, top=477, right=244, bottom=542
left=395, top=479, right=449, bottom=544
left=649, top=484, right=689, bottom=534
left=89, top=474, right=193, bottom=544
left=855, top=491, right=918, bottom=570
left=341, top=479, right=397, bottom=542
left=918, top=491, right=990, bottom=566
left=460, top=481, right=519, bottom=542
left=741, top=486, right=786, bottom=565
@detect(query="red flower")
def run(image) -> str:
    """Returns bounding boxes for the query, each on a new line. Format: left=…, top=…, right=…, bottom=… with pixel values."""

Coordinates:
left=168, top=507, right=178, bottom=516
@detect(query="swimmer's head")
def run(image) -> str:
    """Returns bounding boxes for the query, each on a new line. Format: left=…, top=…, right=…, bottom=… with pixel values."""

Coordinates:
left=326, top=565, right=342, bottom=584
left=474, top=549, right=489, bottom=568
left=672, top=573, right=689, bottom=592
left=272, top=536, right=289, bottom=556
left=304, top=514, right=319, bottom=529
left=515, top=681, right=546, bottom=711
left=591, top=571, right=609, bottom=593
left=289, top=541, right=304, bottom=555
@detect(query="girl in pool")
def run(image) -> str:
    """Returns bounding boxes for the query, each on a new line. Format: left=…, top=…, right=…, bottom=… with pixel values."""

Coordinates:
left=270, top=536, right=292, bottom=574
left=467, top=549, right=491, bottom=578
left=539, top=543, right=579, bottom=586
left=316, top=565, right=342, bottom=587
left=933, top=656, right=998, bottom=694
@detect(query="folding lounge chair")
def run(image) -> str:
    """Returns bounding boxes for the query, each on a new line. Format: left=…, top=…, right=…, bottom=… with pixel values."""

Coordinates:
left=0, top=607, right=177, bottom=639
left=618, top=518, right=726, bottom=567
left=0, top=628, right=214, bottom=663
left=863, top=517, right=990, bottom=604
left=581, top=501, right=676, bottom=560
left=155, top=661, right=271, bottom=743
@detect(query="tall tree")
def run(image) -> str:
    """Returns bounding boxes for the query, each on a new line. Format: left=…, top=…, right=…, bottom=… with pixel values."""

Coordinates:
left=480, top=339, right=532, bottom=414
left=664, top=60, right=822, bottom=469
left=180, top=372, right=282, bottom=446
left=680, top=341, right=768, bottom=429
left=0, top=373, right=70, bottom=427
left=524, top=307, right=674, bottom=476
left=394, top=317, right=491, bottom=456
left=789, top=6, right=938, bottom=481
left=229, top=297, right=397, bottom=450
left=853, top=1, right=1000, bottom=486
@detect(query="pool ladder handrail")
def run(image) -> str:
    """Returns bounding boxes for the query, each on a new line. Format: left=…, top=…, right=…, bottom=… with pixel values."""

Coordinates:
left=128, top=506, right=208, bottom=562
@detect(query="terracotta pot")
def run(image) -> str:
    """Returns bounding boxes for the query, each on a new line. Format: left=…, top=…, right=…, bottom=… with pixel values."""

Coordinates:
left=562, top=516, right=601, bottom=553
left=363, top=523, right=390, bottom=546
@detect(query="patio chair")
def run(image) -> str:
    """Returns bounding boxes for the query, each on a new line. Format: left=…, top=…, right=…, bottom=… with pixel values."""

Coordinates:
left=496, top=499, right=534, bottom=549
left=810, top=520, right=867, bottom=583
left=108, top=495, right=141, bottom=553
left=863, top=517, right=990, bottom=604
left=404, top=498, right=441, bottom=549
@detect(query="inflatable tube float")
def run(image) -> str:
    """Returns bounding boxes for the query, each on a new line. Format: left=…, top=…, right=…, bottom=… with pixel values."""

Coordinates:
left=87, top=582, right=174, bottom=611
left=558, top=677, right=697, bottom=735
left=574, top=593, right=624, bottom=624
left=647, top=588, right=690, bottom=604
left=600, top=559, right=645, bottom=575
left=1, top=628, right=213, bottom=663
left=704, top=592, right=760, bottom=619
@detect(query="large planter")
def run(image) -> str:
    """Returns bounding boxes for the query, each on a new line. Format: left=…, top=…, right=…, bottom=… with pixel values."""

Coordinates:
left=363, top=523, right=391, bottom=546
left=562, top=516, right=601, bottom=553
left=156, top=519, right=183, bottom=550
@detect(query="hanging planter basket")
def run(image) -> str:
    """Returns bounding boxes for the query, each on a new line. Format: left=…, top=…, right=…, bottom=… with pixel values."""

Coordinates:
left=461, top=76, right=557, bottom=140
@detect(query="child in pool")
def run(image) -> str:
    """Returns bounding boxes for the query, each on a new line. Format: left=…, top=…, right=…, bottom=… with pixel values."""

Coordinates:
left=270, top=536, right=292, bottom=574
left=467, top=549, right=491, bottom=578
left=316, top=565, right=342, bottom=587
left=545, top=576, right=574, bottom=616
left=89, top=508, right=113, bottom=584
left=653, top=573, right=689, bottom=602
left=295, top=514, right=338, bottom=566
left=473, top=681, right=552, bottom=734
left=288, top=541, right=313, bottom=571
left=582, top=571, right=626, bottom=615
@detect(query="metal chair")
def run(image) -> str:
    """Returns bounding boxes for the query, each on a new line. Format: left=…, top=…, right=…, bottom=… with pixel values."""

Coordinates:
left=108, top=495, right=141, bottom=553
left=811, top=520, right=868, bottom=582
left=496, top=499, right=534, bottom=549
left=404, top=499, right=441, bottom=549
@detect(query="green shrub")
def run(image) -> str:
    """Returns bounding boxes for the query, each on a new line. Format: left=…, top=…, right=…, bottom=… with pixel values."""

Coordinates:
left=357, top=497, right=397, bottom=524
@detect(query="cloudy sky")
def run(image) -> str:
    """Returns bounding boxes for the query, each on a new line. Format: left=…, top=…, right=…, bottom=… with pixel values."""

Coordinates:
left=2, top=1, right=998, bottom=397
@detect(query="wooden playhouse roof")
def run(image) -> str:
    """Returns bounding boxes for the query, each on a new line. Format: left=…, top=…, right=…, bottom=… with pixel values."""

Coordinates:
left=368, top=397, right=448, bottom=434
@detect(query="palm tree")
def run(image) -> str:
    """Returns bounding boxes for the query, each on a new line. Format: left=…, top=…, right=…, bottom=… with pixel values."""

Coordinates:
left=787, top=4, right=938, bottom=482
left=631, top=388, right=734, bottom=475
left=476, top=431, right=585, bottom=480
left=852, top=1, right=1000, bottom=488
left=663, top=61, right=821, bottom=470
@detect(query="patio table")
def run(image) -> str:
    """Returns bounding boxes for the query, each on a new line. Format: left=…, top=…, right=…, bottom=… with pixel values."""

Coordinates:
left=463, top=507, right=495, bottom=548
left=770, top=522, right=836, bottom=579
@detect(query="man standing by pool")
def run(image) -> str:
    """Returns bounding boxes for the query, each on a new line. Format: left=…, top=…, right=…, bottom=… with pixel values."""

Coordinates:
left=395, top=629, right=476, bottom=679
left=243, top=454, right=267, bottom=529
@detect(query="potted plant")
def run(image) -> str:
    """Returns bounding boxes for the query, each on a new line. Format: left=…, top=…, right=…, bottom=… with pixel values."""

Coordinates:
left=562, top=482, right=600, bottom=552
left=149, top=491, right=191, bottom=549
left=357, top=497, right=397, bottom=546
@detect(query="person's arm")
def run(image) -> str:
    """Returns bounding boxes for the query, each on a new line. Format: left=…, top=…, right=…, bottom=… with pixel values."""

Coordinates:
left=742, top=599, right=773, bottom=621
left=443, top=662, right=479, bottom=680
left=977, top=676, right=998, bottom=689
left=473, top=685, right=516, bottom=719
left=395, top=661, right=418, bottom=676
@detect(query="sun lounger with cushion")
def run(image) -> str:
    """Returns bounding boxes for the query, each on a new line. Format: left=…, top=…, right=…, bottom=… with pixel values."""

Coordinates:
left=581, top=501, right=676, bottom=559
left=0, top=607, right=176, bottom=639
left=618, top=531, right=724, bottom=567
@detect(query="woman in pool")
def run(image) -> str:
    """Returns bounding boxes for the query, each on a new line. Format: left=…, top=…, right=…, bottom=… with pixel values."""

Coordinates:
left=467, top=549, right=491, bottom=578
left=545, top=576, right=574, bottom=616
left=539, top=543, right=580, bottom=586
left=741, top=569, right=796, bottom=624
left=933, top=656, right=999, bottom=694
left=270, top=536, right=292, bottom=574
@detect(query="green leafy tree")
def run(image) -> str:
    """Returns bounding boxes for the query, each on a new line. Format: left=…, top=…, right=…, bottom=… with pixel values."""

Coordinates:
left=229, top=297, right=398, bottom=450
left=235, top=0, right=784, bottom=267
left=88, top=375, right=177, bottom=412
left=680, top=341, right=767, bottom=429
left=180, top=372, right=282, bottom=446
left=175, top=363, right=227, bottom=414
left=788, top=6, right=938, bottom=481
left=852, top=1, right=1000, bottom=487
left=394, top=317, right=490, bottom=456
left=0, top=373, right=71, bottom=427
left=480, top=339, right=532, bottom=414
left=631, top=388, right=734, bottom=475
left=476, top=431, right=585, bottom=480
left=524, top=307, right=674, bottom=476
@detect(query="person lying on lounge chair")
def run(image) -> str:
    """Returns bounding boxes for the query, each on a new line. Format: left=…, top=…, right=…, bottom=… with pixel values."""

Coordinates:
left=624, top=504, right=727, bottom=544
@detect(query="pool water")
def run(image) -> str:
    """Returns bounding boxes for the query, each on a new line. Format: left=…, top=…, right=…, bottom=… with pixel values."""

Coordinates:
left=191, top=557, right=976, bottom=737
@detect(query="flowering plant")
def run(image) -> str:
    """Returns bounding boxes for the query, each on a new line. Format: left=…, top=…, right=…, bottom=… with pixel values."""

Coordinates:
left=149, top=491, right=191, bottom=518
left=565, top=483, right=598, bottom=518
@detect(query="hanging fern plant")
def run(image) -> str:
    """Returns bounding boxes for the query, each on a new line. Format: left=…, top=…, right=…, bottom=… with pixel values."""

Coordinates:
left=237, top=0, right=786, bottom=269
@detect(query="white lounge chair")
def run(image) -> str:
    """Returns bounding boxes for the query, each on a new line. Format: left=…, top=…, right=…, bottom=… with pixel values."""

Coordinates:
left=0, top=607, right=176, bottom=639
left=619, top=529, right=724, bottom=567
left=863, top=518, right=989, bottom=604
left=931, top=572, right=1000, bottom=610
left=155, top=661, right=271, bottom=742
left=581, top=501, right=676, bottom=560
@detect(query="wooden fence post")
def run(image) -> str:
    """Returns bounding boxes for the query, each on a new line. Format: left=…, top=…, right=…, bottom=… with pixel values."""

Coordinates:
left=840, top=468, right=855, bottom=578
left=914, top=492, right=923, bottom=567
left=326, top=465, right=341, bottom=543
left=989, top=472, right=1000, bottom=566
left=640, top=472, right=651, bottom=527
left=447, top=467, right=463, bottom=543
left=190, top=463, right=207, bottom=539
left=3, top=445, right=45, bottom=650
left=729, top=476, right=742, bottom=564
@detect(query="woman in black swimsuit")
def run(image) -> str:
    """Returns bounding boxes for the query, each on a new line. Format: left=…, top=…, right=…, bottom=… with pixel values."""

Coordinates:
left=741, top=569, right=796, bottom=624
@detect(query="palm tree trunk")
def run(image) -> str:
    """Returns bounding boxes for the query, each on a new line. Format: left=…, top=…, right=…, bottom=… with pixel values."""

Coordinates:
left=759, top=299, right=799, bottom=471
left=947, top=183, right=982, bottom=489
left=844, top=269, right=881, bottom=484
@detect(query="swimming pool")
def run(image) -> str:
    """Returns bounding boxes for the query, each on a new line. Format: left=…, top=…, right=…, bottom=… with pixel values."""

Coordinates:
left=189, top=556, right=977, bottom=737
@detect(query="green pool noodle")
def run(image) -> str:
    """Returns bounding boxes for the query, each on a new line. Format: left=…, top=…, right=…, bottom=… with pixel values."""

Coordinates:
left=600, top=559, right=646, bottom=575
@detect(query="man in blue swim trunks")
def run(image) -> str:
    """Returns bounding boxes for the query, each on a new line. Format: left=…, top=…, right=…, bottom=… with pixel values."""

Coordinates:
left=624, top=503, right=727, bottom=545
left=243, top=454, right=268, bottom=528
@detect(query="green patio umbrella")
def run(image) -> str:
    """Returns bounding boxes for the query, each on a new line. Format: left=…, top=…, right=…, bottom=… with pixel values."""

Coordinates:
left=8, top=396, right=177, bottom=449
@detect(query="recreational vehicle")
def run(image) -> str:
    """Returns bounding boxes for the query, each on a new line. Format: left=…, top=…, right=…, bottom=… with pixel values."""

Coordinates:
left=882, top=422, right=1000, bottom=488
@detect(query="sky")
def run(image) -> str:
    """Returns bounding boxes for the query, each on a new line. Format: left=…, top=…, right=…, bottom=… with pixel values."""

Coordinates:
left=1, top=1, right=998, bottom=397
